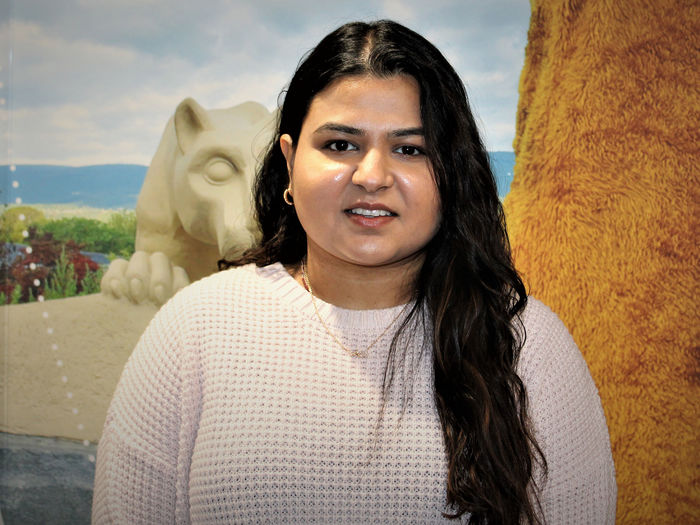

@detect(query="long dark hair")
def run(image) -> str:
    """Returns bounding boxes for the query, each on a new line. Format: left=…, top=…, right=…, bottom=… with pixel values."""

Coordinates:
left=221, top=20, right=546, bottom=524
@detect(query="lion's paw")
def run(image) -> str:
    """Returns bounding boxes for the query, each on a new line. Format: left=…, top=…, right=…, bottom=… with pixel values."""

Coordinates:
left=100, top=251, right=190, bottom=305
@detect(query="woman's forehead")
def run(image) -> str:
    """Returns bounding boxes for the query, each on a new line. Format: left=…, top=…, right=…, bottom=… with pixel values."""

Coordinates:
left=302, top=74, right=422, bottom=131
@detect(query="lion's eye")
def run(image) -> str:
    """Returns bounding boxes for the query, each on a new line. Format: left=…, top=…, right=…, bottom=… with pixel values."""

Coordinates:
left=205, top=159, right=238, bottom=183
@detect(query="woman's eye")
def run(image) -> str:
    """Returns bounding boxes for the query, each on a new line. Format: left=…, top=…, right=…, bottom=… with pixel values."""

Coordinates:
left=395, top=145, right=424, bottom=156
left=326, top=140, right=357, bottom=152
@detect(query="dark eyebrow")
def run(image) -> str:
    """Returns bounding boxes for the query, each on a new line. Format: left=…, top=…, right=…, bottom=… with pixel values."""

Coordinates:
left=313, top=123, right=424, bottom=138
left=314, top=123, right=364, bottom=136
left=391, top=127, right=424, bottom=138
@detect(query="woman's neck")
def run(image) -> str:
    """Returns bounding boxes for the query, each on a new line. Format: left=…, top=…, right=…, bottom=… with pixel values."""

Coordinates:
left=292, top=251, right=422, bottom=310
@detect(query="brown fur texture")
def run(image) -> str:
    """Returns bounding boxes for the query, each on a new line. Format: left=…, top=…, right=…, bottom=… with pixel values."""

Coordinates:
left=503, top=0, right=699, bottom=522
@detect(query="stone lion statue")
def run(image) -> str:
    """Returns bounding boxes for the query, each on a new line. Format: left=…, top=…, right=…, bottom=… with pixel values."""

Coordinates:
left=101, top=97, right=275, bottom=304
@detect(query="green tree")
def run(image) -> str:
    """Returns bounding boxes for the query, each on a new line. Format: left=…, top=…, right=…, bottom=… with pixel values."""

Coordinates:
left=78, top=266, right=104, bottom=295
left=107, top=210, right=137, bottom=238
left=38, top=216, right=135, bottom=258
left=0, top=206, right=46, bottom=243
left=44, top=247, right=77, bottom=299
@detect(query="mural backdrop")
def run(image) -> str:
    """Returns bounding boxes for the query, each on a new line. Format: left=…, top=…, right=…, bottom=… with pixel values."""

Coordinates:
left=0, top=2, right=529, bottom=523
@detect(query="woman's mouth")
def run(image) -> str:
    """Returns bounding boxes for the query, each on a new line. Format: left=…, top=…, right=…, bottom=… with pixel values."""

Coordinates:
left=346, top=207, right=397, bottom=218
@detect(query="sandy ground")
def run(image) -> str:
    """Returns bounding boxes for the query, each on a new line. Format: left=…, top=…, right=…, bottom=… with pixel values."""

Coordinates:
left=0, top=293, right=158, bottom=443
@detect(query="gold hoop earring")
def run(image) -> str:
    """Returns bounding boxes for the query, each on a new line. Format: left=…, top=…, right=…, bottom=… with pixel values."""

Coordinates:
left=283, top=188, right=294, bottom=205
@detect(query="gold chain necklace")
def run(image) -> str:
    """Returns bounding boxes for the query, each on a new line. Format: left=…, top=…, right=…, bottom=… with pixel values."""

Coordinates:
left=301, top=261, right=410, bottom=358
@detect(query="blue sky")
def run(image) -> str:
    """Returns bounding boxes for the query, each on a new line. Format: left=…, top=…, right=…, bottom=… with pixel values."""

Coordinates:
left=1, top=0, right=531, bottom=165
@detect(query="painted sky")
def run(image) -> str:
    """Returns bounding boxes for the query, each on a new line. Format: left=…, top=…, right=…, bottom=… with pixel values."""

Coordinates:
left=1, top=0, right=531, bottom=166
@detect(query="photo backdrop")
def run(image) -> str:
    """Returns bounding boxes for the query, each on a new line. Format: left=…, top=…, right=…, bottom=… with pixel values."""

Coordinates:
left=0, top=2, right=530, bottom=524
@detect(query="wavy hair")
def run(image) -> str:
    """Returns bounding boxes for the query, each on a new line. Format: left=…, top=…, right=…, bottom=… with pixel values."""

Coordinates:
left=221, top=20, right=546, bottom=524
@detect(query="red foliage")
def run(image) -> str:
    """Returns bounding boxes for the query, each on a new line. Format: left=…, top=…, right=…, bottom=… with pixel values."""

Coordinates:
left=0, top=281, right=17, bottom=302
left=1, top=227, right=100, bottom=302
left=67, top=245, right=100, bottom=291
left=10, top=262, right=50, bottom=303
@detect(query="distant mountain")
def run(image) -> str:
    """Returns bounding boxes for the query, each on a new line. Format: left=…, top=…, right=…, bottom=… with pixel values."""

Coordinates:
left=3, top=164, right=147, bottom=209
left=2, top=154, right=515, bottom=209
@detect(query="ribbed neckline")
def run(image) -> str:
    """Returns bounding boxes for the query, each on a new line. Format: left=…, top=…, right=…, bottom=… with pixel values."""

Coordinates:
left=254, top=262, right=413, bottom=331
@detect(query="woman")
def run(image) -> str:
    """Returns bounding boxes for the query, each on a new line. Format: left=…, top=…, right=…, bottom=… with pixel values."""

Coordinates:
left=93, top=20, right=616, bottom=524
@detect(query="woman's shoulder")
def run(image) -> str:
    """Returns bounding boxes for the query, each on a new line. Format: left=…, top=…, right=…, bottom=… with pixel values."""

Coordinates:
left=172, top=262, right=288, bottom=301
left=517, top=301, right=616, bottom=520
left=149, top=263, right=282, bottom=320
left=139, top=263, right=295, bottom=342
left=519, top=296, right=570, bottom=341
left=517, top=297, right=593, bottom=389
left=519, top=297, right=579, bottom=354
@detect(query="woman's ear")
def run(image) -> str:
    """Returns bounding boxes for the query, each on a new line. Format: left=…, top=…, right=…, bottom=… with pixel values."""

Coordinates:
left=279, top=134, right=295, bottom=179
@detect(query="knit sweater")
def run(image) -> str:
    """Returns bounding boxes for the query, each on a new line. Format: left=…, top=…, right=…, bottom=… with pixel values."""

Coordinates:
left=92, top=263, right=616, bottom=524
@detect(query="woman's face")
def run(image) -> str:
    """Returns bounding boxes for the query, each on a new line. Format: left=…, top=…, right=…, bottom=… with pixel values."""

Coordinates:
left=280, top=74, right=440, bottom=271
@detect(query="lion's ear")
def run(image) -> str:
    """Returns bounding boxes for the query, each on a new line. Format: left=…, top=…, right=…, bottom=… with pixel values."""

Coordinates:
left=174, top=98, right=213, bottom=154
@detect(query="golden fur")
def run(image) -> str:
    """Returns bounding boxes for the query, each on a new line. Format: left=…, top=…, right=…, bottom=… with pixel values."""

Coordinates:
left=504, top=0, right=699, bottom=521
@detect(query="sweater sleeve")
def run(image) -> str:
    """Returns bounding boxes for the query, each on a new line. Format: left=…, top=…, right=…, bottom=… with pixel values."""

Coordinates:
left=519, top=299, right=617, bottom=524
left=92, top=298, right=187, bottom=524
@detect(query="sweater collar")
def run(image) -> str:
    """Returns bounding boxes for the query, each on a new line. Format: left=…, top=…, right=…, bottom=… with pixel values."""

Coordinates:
left=255, top=262, right=414, bottom=331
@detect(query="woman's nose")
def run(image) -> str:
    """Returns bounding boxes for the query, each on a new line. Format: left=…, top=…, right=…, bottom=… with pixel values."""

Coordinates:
left=351, top=149, right=393, bottom=192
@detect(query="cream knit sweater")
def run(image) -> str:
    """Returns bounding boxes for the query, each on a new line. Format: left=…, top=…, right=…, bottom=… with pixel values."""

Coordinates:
left=92, top=263, right=616, bottom=524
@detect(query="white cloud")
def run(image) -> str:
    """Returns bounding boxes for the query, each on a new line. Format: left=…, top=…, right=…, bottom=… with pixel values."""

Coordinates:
left=7, top=1, right=530, bottom=164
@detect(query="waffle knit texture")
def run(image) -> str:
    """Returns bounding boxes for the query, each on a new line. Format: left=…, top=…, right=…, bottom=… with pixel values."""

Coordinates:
left=92, top=263, right=616, bottom=524
left=503, top=1, right=699, bottom=521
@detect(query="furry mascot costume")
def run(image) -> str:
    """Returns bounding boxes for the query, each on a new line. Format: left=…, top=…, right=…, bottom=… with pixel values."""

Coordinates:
left=503, top=0, right=699, bottom=521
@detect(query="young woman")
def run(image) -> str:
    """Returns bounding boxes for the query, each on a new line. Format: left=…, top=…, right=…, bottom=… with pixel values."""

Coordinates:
left=93, top=20, right=616, bottom=524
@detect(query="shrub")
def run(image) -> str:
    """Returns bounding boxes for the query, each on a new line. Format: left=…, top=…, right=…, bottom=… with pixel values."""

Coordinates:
left=44, top=248, right=77, bottom=299
left=78, top=266, right=104, bottom=295
left=107, top=210, right=137, bottom=237
left=0, top=206, right=46, bottom=243
left=3, top=228, right=101, bottom=302
left=38, top=215, right=135, bottom=258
